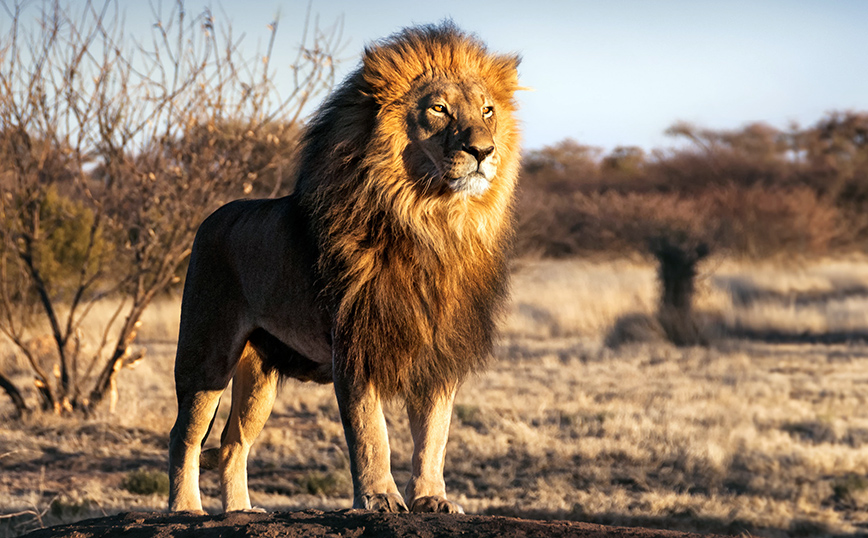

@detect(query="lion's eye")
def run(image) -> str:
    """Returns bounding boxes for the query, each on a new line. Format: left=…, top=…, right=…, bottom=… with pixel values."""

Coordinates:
left=482, top=106, right=494, bottom=118
left=430, top=104, right=447, bottom=114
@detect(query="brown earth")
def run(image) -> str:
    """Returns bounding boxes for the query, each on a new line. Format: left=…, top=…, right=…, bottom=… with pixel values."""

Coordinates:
left=22, top=510, right=726, bottom=538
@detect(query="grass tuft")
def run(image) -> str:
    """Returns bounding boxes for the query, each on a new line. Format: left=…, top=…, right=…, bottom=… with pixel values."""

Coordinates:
left=121, top=469, right=170, bottom=496
left=300, top=471, right=347, bottom=497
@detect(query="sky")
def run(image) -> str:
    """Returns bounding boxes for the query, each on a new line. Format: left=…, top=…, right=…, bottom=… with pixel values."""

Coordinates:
left=22, top=1, right=868, bottom=152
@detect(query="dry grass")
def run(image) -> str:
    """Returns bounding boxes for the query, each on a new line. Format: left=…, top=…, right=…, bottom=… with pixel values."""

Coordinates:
left=4, top=257, right=868, bottom=536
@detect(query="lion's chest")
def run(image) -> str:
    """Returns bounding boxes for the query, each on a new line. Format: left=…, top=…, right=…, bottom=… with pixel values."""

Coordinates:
left=343, top=237, right=499, bottom=347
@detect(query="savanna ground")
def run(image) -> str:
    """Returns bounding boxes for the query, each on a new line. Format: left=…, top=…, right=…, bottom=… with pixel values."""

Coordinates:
left=3, top=257, right=868, bottom=537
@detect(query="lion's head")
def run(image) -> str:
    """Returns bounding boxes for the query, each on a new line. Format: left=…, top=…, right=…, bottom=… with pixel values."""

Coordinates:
left=400, top=75, right=502, bottom=198
left=297, top=23, right=521, bottom=238
left=359, top=24, right=521, bottom=207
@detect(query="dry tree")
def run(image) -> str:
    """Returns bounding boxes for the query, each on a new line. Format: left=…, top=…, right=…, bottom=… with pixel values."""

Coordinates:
left=0, top=0, right=342, bottom=416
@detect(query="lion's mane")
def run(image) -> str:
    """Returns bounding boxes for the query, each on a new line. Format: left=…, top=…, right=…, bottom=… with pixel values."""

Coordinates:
left=294, top=22, right=522, bottom=400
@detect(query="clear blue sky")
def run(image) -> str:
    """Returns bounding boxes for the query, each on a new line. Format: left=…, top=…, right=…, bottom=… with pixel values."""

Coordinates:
left=27, top=1, right=868, bottom=151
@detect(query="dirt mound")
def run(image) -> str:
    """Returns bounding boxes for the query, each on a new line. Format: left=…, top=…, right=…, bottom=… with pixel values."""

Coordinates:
left=22, top=509, right=724, bottom=538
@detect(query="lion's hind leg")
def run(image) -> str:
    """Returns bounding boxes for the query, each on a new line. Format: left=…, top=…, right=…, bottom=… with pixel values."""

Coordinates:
left=219, top=344, right=279, bottom=512
left=168, top=387, right=224, bottom=513
left=168, top=306, right=250, bottom=513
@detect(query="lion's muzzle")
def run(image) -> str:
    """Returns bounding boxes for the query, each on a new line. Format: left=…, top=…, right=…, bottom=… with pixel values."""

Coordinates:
left=464, top=143, right=494, bottom=164
left=447, top=171, right=490, bottom=197
left=445, top=145, right=497, bottom=197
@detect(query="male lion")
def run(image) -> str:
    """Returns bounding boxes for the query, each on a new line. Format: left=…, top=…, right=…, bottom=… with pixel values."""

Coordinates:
left=168, top=22, right=521, bottom=514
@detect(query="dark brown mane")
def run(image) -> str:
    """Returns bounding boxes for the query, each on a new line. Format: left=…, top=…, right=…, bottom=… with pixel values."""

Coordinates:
left=294, top=22, right=522, bottom=402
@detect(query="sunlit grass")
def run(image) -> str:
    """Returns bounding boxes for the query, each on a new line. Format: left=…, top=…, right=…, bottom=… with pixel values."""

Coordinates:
left=3, top=257, right=868, bottom=536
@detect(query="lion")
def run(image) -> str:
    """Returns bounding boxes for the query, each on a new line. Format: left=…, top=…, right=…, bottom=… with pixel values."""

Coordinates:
left=167, top=22, right=522, bottom=515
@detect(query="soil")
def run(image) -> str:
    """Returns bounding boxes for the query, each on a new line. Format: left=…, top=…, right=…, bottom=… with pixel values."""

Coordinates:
left=22, top=509, right=726, bottom=538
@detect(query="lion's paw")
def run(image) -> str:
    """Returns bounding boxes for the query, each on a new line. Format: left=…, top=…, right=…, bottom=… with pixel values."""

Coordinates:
left=227, top=507, right=267, bottom=514
left=171, top=509, right=208, bottom=516
left=410, top=496, right=464, bottom=514
left=359, top=493, right=408, bottom=513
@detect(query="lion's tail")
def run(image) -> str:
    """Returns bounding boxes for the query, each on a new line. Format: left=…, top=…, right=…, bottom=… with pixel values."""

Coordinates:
left=198, top=401, right=221, bottom=471
left=200, top=447, right=220, bottom=470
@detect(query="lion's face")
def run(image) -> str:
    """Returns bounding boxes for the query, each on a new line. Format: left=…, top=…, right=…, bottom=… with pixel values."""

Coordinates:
left=403, top=76, right=501, bottom=198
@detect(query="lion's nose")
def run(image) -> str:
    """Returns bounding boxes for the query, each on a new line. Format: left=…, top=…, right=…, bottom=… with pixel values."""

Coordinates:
left=463, top=144, right=495, bottom=164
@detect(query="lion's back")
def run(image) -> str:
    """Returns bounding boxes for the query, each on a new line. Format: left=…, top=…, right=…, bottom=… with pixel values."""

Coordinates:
left=180, top=195, right=330, bottom=365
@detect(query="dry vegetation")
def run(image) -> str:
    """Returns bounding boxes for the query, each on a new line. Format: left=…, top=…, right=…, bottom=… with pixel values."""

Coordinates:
left=0, top=0, right=339, bottom=417
left=516, top=116, right=868, bottom=259
left=3, top=3, right=868, bottom=538
left=4, top=257, right=868, bottom=537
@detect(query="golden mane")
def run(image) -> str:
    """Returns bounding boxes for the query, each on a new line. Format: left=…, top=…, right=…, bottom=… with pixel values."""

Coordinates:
left=361, top=23, right=522, bottom=107
left=294, top=22, right=522, bottom=401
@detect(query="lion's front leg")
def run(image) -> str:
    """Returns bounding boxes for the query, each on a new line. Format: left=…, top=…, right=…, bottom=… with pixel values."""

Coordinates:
left=405, top=386, right=464, bottom=514
left=333, top=369, right=406, bottom=512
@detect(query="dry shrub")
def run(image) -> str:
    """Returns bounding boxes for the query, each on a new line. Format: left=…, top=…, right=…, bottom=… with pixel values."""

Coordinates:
left=704, top=184, right=843, bottom=257
left=516, top=112, right=868, bottom=260
left=516, top=184, right=843, bottom=260
left=122, top=469, right=170, bottom=496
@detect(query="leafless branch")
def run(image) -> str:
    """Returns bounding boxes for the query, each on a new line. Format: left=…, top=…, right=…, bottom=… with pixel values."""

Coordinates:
left=0, top=0, right=340, bottom=416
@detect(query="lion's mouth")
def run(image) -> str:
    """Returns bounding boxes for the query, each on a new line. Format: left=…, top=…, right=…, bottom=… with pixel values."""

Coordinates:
left=447, top=172, right=490, bottom=197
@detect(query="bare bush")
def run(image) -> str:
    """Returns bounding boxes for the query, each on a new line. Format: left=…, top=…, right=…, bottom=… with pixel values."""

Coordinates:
left=516, top=113, right=866, bottom=259
left=0, top=0, right=340, bottom=416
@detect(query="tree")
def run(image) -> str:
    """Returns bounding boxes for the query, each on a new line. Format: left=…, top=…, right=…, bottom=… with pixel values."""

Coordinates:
left=0, top=0, right=341, bottom=416
left=521, top=138, right=602, bottom=193
left=601, top=145, right=645, bottom=177
left=649, top=236, right=710, bottom=346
